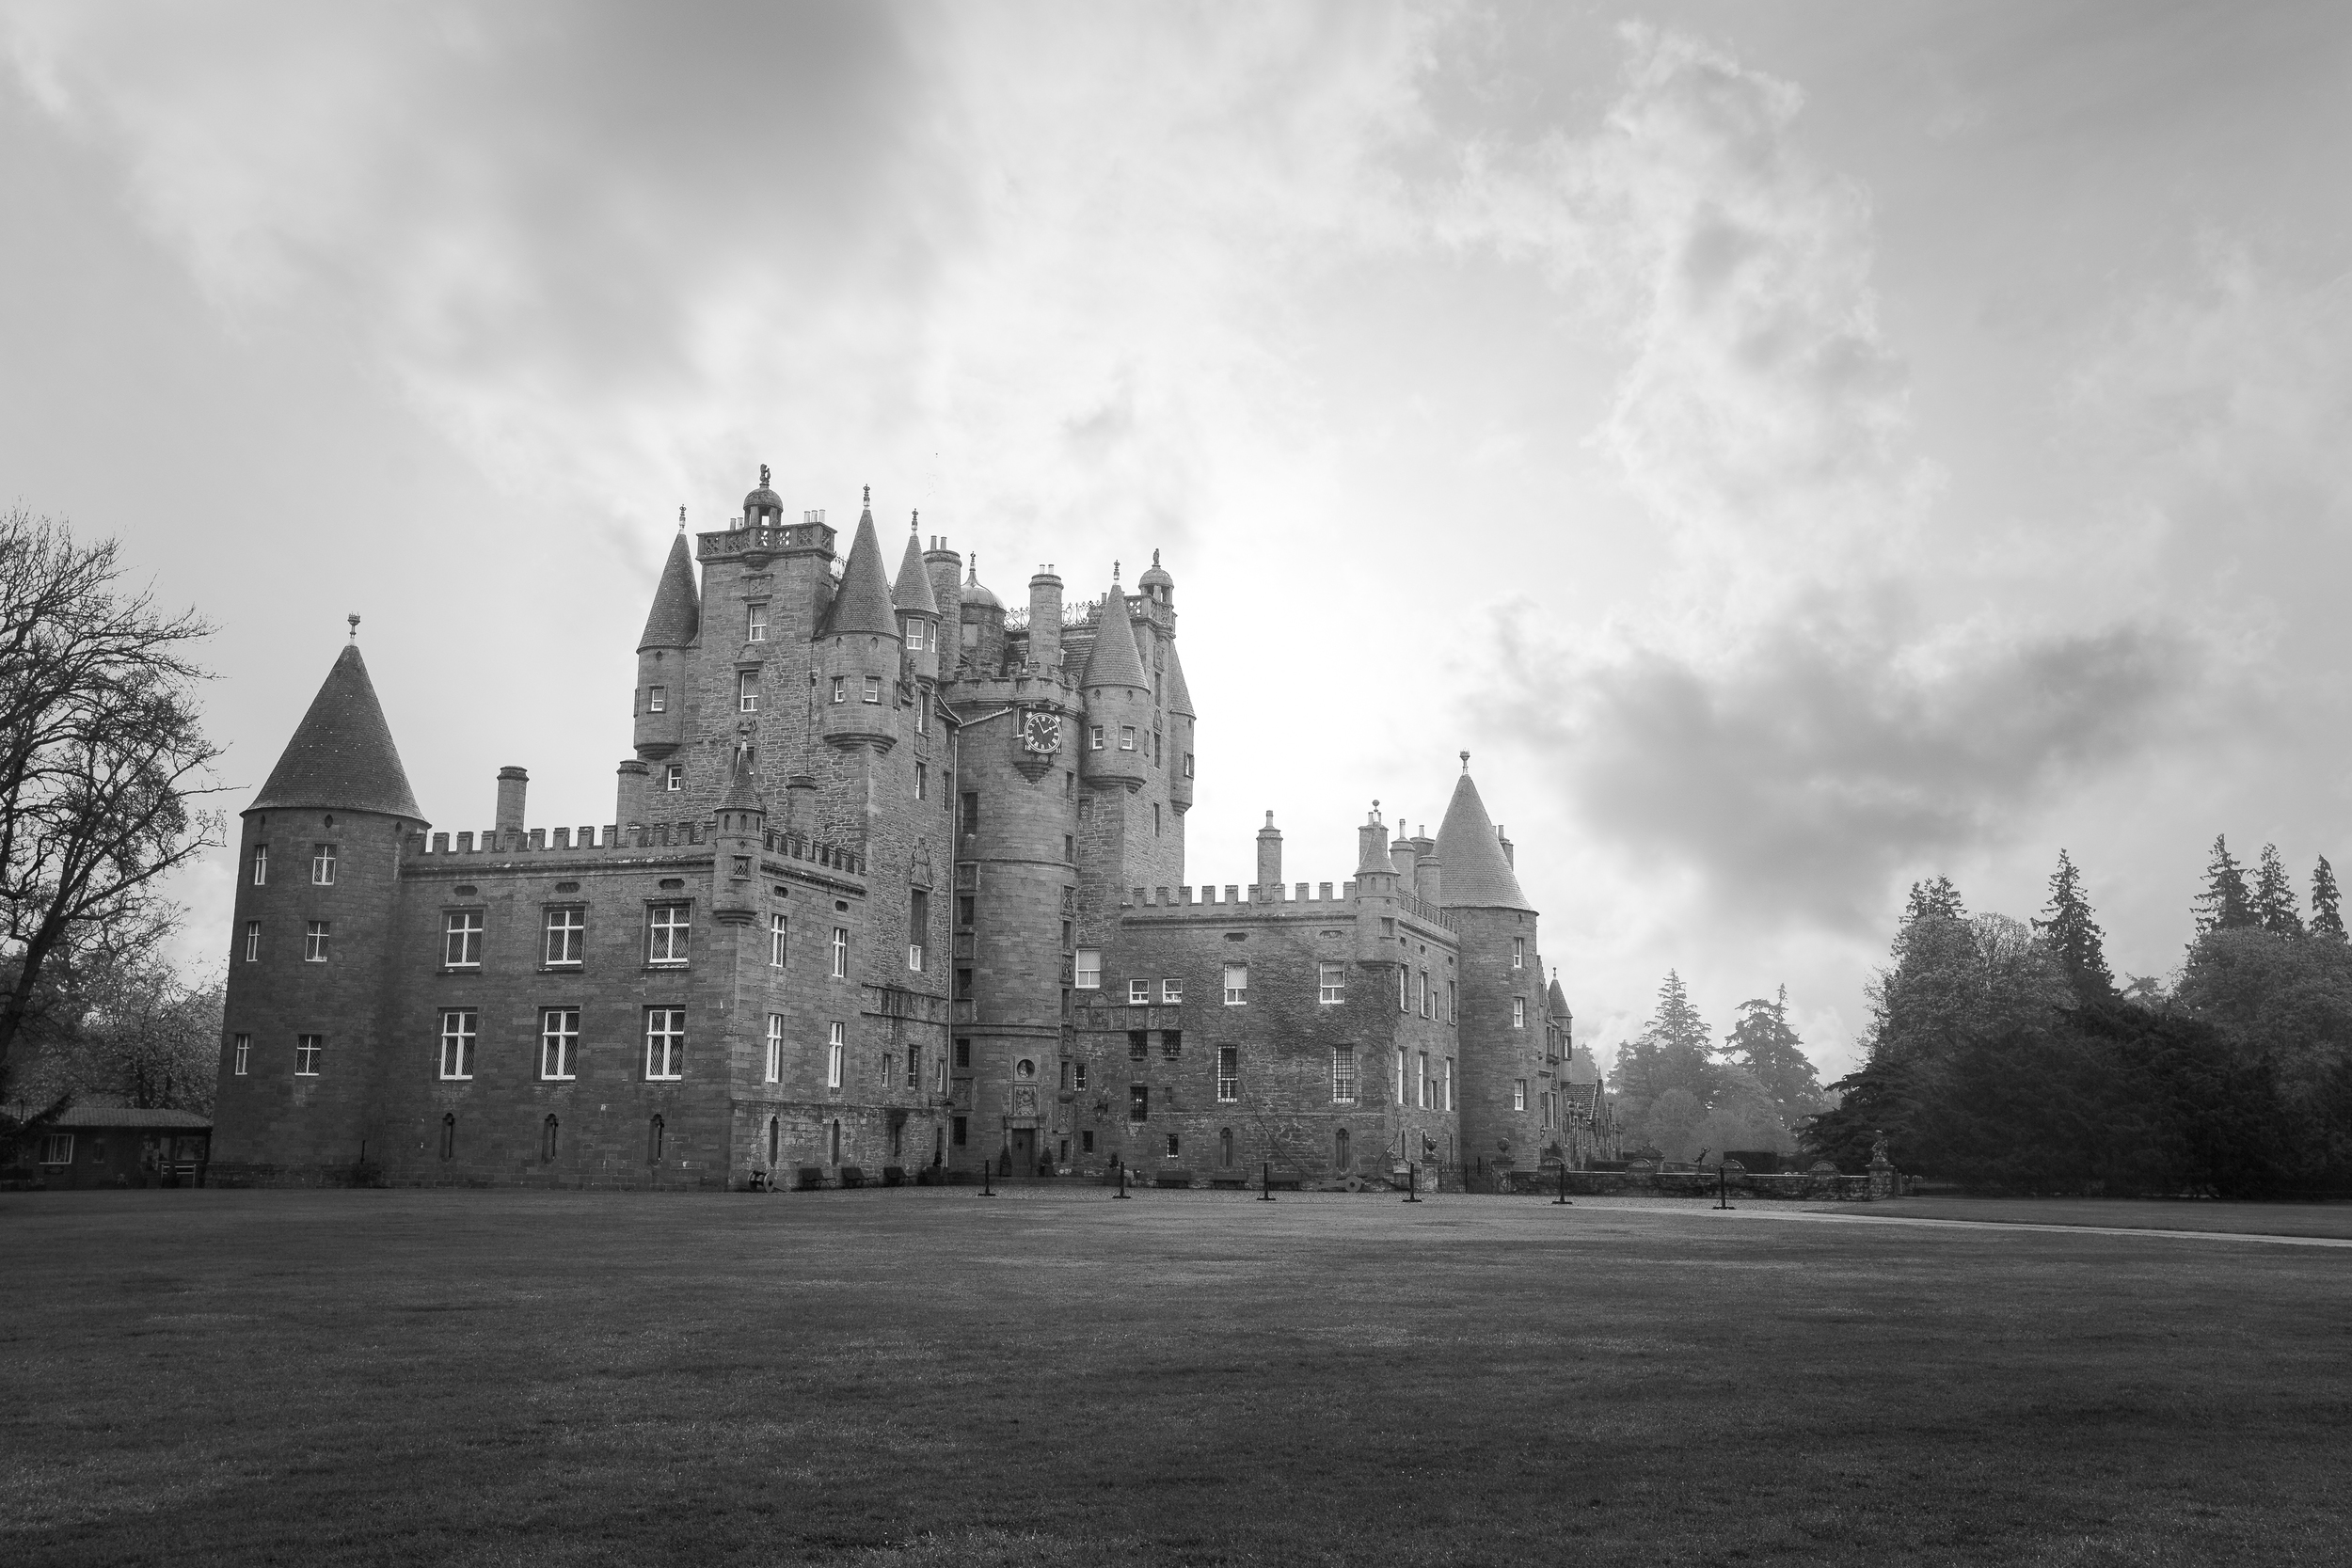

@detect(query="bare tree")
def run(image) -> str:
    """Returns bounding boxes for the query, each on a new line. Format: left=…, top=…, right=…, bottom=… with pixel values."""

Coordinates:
left=0, top=509, right=222, bottom=1093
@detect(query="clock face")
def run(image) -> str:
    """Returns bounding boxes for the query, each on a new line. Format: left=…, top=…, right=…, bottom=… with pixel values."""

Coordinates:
left=1023, top=709, right=1062, bottom=753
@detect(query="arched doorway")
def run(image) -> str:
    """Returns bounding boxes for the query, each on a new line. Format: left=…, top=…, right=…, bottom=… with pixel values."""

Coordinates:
left=1219, top=1128, right=1234, bottom=1167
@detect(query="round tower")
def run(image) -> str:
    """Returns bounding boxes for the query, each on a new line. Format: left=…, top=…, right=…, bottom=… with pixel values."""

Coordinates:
left=1436, top=756, right=1548, bottom=1186
left=1079, top=571, right=1150, bottom=792
left=215, top=632, right=426, bottom=1181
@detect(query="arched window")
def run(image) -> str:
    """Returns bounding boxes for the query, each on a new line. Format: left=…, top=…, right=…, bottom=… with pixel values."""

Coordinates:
left=768, top=1117, right=780, bottom=1166
left=541, top=1116, right=558, bottom=1163
left=439, top=1114, right=455, bottom=1161
left=830, top=1119, right=842, bottom=1164
left=1335, top=1127, right=1351, bottom=1171
left=647, top=1115, right=665, bottom=1164
left=1219, top=1128, right=1233, bottom=1167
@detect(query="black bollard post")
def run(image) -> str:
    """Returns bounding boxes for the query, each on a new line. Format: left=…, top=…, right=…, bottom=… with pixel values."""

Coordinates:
left=1716, top=1162, right=1734, bottom=1211
left=1554, top=1162, right=1572, bottom=1206
left=979, top=1158, right=994, bottom=1198
left=1403, top=1162, right=1422, bottom=1204
left=1259, top=1160, right=1277, bottom=1202
left=1114, top=1163, right=1130, bottom=1200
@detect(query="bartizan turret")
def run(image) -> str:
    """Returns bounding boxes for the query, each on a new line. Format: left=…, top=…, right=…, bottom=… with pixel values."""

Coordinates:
left=894, top=517, right=942, bottom=687
left=1079, top=569, right=1150, bottom=791
left=214, top=627, right=425, bottom=1180
left=818, top=491, right=903, bottom=753
left=633, top=520, right=699, bottom=762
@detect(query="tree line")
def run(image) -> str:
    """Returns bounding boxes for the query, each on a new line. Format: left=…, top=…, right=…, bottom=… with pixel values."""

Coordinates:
left=1803, top=844, right=2352, bottom=1196
left=2, top=509, right=223, bottom=1143
left=1609, top=974, right=1827, bottom=1162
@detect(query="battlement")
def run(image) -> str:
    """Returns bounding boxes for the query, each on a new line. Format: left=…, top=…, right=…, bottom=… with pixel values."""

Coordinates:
left=1118, top=879, right=1453, bottom=932
left=402, top=822, right=866, bottom=877
left=948, top=668, right=1078, bottom=703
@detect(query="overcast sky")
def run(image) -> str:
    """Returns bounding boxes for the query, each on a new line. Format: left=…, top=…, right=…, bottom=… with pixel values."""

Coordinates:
left=6, top=1, right=2348, bottom=1078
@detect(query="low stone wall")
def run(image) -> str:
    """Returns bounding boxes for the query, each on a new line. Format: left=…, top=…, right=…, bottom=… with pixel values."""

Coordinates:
left=1502, top=1167, right=1881, bottom=1200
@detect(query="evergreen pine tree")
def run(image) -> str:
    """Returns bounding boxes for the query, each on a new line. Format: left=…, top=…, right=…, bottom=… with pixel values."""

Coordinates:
left=2192, top=835, right=2255, bottom=934
left=1904, top=876, right=1966, bottom=924
left=2033, top=848, right=2116, bottom=1001
left=2312, top=855, right=2345, bottom=941
left=1720, top=983, right=1825, bottom=1127
left=2252, top=844, right=2305, bottom=937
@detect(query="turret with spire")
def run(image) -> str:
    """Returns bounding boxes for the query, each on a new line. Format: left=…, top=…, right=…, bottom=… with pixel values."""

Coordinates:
left=1078, top=564, right=1149, bottom=791
left=818, top=486, right=903, bottom=756
left=215, top=626, right=424, bottom=1173
left=1436, top=752, right=1547, bottom=1179
left=894, top=514, right=942, bottom=686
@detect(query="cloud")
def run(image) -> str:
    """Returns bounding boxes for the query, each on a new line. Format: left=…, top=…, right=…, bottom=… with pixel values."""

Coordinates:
left=1489, top=593, right=2201, bottom=932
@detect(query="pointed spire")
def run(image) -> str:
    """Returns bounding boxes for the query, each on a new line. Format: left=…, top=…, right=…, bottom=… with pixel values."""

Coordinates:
left=893, top=521, right=940, bottom=616
left=1436, top=767, right=1534, bottom=911
left=1548, top=972, right=1570, bottom=1020
left=253, top=642, right=424, bottom=819
left=638, top=531, right=701, bottom=651
left=1080, top=571, right=1147, bottom=689
left=1163, top=635, right=1196, bottom=718
left=823, top=504, right=899, bottom=637
left=719, top=735, right=761, bottom=813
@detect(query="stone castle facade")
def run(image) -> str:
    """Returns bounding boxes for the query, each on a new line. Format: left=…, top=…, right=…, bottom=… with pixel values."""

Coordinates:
left=210, top=472, right=1612, bottom=1188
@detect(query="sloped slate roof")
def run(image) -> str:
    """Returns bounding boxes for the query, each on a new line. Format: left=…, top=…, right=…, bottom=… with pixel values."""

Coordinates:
left=637, top=531, right=701, bottom=650
left=251, top=644, right=424, bottom=820
left=1163, top=636, right=1196, bottom=718
left=1081, top=578, right=1147, bottom=689
left=48, top=1105, right=212, bottom=1130
left=823, top=508, right=899, bottom=637
left=893, top=526, right=939, bottom=616
left=1436, top=769, right=1533, bottom=911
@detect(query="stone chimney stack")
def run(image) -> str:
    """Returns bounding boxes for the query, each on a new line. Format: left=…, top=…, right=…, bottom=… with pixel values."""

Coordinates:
left=1497, top=823, right=1515, bottom=869
left=613, top=758, right=648, bottom=827
left=1028, top=566, right=1064, bottom=669
left=1256, top=811, right=1283, bottom=894
left=496, top=767, right=528, bottom=834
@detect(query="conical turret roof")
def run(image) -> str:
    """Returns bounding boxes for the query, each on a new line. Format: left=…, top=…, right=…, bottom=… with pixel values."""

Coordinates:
left=1548, top=974, right=1571, bottom=1020
left=1436, top=767, right=1534, bottom=911
left=1164, top=637, right=1196, bottom=718
left=893, top=523, right=939, bottom=617
left=637, top=531, right=701, bottom=651
left=823, top=501, right=899, bottom=638
left=1081, top=578, right=1147, bottom=689
left=252, top=643, right=424, bottom=820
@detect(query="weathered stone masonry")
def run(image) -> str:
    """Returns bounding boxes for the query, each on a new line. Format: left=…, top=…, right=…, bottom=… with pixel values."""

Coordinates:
left=211, top=472, right=1604, bottom=1189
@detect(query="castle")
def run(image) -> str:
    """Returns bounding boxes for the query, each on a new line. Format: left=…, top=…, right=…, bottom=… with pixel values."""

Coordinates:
left=210, top=472, right=1613, bottom=1188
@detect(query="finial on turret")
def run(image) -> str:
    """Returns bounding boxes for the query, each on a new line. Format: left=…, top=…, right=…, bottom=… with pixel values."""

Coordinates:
left=863, top=483, right=871, bottom=510
left=967, top=555, right=978, bottom=583
left=911, top=508, right=919, bottom=532
left=759, top=463, right=771, bottom=488
left=347, top=613, right=360, bottom=641
left=1371, top=799, right=1381, bottom=822
left=1460, top=750, right=1470, bottom=772
left=1113, top=559, right=1120, bottom=582
left=677, top=505, right=687, bottom=531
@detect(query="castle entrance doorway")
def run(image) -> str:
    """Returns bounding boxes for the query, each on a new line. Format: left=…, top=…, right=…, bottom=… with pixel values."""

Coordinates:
left=1009, top=1127, right=1036, bottom=1174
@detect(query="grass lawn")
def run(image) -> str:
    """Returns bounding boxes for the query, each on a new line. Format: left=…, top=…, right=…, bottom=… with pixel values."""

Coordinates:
left=4, top=1187, right=2347, bottom=1567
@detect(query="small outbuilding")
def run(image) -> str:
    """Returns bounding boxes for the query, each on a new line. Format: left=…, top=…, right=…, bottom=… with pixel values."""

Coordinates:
left=13, top=1107, right=212, bottom=1189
